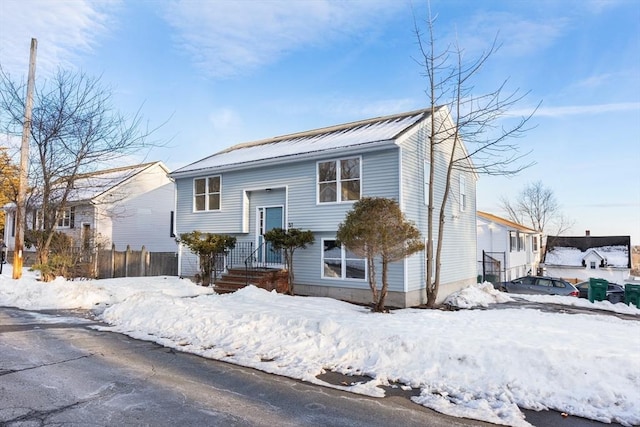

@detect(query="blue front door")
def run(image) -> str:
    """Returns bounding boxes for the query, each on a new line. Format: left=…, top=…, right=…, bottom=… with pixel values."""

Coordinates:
left=258, top=206, right=283, bottom=264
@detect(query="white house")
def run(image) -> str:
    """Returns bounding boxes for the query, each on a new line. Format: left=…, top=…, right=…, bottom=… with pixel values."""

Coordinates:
left=541, top=233, right=631, bottom=283
left=476, top=211, right=541, bottom=284
left=170, top=107, right=478, bottom=307
left=2, top=162, right=177, bottom=258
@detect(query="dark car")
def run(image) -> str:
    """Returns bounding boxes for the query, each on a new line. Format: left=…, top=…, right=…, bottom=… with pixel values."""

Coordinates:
left=575, top=281, right=625, bottom=304
left=500, top=276, right=579, bottom=297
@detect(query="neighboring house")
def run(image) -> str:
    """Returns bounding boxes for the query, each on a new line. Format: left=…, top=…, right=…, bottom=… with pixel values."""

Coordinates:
left=476, top=211, right=541, bottom=284
left=3, top=161, right=177, bottom=255
left=541, top=233, right=632, bottom=283
left=170, top=107, right=478, bottom=307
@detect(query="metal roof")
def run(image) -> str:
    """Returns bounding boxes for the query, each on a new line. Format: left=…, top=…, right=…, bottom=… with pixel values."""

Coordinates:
left=172, top=108, right=432, bottom=176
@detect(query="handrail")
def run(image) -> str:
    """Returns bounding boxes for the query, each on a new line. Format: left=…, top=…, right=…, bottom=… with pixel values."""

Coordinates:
left=244, top=241, right=283, bottom=286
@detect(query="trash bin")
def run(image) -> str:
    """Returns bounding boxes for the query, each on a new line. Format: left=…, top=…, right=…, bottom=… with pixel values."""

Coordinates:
left=588, top=278, right=608, bottom=303
left=624, top=283, right=640, bottom=307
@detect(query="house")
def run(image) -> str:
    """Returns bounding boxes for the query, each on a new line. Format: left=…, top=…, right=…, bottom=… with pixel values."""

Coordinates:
left=2, top=161, right=177, bottom=258
left=170, top=107, right=478, bottom=307
left=476, top=211, right=541, bottom=284
left=541, top=232, right=632, bottom=283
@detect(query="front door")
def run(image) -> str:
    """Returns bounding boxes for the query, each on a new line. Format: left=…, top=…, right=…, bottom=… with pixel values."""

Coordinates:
left=257, top=206, right=283, bottom=264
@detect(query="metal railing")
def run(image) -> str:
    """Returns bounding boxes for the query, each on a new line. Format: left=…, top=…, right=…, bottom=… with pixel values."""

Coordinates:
left=244, top=241, right=283, bottom=285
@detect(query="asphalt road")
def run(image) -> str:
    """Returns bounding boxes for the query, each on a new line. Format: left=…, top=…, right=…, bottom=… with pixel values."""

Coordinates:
left=0, top=306, right=491, bottom=427
left=0, top=306, right=625, bottom=427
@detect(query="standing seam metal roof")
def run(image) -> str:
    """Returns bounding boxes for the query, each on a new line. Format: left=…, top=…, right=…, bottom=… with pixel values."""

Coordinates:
left=173, top=108, right=432, bottom=174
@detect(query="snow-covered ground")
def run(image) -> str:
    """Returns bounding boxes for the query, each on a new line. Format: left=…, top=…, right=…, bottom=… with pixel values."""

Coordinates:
left=1, top=265, right=638, bottom=427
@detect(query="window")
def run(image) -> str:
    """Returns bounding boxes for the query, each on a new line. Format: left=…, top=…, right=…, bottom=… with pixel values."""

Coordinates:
left=509, top=231, right=517, bottom=252
left=322, top=239, right=366, bottom=280
left=194, top=176, right=221, bottom=211
left=459, top=174, right=466, bottom=212
left=423, top=161, right=430, bottom=206
left=57, top=207, right=75, bottom=228
left=518, top=233, right=525, bottom=252
left=318, top=157, right=360, bottom=203
left=532, top=236, right=539, bottom=252
left=590, top=261, right=596, bottom=269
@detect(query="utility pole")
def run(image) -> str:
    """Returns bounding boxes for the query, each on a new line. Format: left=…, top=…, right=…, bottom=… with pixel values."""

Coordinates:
left=13, top=38, right=37, bottom=279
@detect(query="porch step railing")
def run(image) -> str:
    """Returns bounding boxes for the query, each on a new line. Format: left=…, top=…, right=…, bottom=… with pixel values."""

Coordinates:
left=244, top=241, right=283, bottom=286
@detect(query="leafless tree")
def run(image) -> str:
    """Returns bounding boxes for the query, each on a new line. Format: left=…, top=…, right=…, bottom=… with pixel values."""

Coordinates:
left=414, top=8, right=538, bottom=307
left=0, top=67, right=165, bottom=276
left=500, top=180, right=574, bottom=236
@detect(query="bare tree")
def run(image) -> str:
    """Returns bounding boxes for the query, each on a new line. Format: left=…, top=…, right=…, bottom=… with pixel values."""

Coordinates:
left=414, top=8, right=538, bottom=307
left=0, top=67, right=164, bottom=277
left=500, top=180, right=573, bottom=236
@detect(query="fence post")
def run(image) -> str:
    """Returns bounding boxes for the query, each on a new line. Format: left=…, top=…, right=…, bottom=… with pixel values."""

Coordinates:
left=141, top=246, right=148, bottom=276
left=125, top=245, right=131, bottom=277
left=111, top=244, right=116, bottom=278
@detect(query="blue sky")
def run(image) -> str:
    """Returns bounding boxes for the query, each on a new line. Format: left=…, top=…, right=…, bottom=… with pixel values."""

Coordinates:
left=1, top=0, right=639, bottom=244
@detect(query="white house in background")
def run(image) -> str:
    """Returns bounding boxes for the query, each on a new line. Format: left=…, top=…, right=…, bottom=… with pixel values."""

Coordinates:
left=170, top=107, right=478, bottom=307
left=3, top=162, right=177, bottom=258
left=541, top=233, right=631, bottom=283
left=476, top=211, right=541, bottom=284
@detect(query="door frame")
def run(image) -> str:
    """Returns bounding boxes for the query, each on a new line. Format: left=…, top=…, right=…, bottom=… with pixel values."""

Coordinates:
left=255, top=205, right=285, bottom=266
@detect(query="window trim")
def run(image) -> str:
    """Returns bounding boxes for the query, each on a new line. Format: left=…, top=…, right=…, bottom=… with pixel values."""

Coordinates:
left=193, top=175, right=222, bottom=212
left=459, top=174, right=466, bottom=212
left=321, top=238, right=367, bottom=281
left=316, top=156, right=362, bottom=204
left=423, top=161, right=430, bottom=206
left=56, top=207, right=75, bottom=229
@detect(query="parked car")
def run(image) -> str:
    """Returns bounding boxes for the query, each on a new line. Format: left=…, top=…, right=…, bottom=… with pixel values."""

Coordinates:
left=500, top=276, right=579, bottom=297
left=575, top=281, right=625, bottom=304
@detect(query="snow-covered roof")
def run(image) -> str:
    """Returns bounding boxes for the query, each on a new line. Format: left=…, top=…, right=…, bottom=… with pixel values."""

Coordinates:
left=65, top=162, right=162, bottom=202
left=476, top=211, right=538, bottom=234
left=172, top=108, right=432, bottom=176
left=543, top=235, right=631, bottom=268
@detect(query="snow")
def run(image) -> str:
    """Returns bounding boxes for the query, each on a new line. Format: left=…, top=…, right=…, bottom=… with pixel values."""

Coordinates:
left=172, top=110, right=425, bottom=174
left=1, top=265, right=638, bottom=427
left=545, top=245, right=629, bottom=268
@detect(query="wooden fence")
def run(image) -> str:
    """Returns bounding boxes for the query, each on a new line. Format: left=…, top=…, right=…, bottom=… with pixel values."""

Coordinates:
left=96, top=245, right=178, bottom=279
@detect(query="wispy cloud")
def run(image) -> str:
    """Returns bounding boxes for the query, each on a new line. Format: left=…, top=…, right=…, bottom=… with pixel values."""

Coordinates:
left=161, top=0, right=401, bottom=79
left=449, top=11, right=568, bottom=58
left=536, top=102, right=640, bottom=117
left=0, top=0, right=120, bottom=76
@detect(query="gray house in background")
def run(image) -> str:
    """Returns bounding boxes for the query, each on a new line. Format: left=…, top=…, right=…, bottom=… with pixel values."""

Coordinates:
left=170, top=107, right=478, bottom=307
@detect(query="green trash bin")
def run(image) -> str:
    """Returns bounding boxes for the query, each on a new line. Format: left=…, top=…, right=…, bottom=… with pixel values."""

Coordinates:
left=588, top=278, right=608, bottom=302
left=624, top=283, right=640, bottom=307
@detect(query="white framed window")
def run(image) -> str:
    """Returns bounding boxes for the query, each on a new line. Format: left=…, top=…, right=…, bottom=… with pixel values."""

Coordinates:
left=321, top=239, right=366, bottom=281
left=532, top=236, right=539, bottom=252
left=194, top=176, right=221, bottom=211
left=459, top=174, right=466, bottom=212
left=317, top=157, right=361, bottom=203
left=509, top=231, right=517, bottom=252
left=590, top=261, right=596, bottom=269
left=57, top=207, right=75, bottom=228
left=423, top=161, right=430, bottom=206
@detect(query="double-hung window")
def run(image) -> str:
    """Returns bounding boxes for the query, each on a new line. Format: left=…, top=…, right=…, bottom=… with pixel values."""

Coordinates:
left=318, top=157, right=360, bottom=203
left=57, top=207, right=75, bottom=228
left=194, top=176, right=221, bottom=211
left=322, top=239, right=366, bottom=280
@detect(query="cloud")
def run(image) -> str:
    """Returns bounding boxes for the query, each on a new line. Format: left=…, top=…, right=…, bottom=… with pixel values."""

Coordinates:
left=524, top=102, right=640, bottom=117
left=161, top=0, right=401, bottom=79
left=209, top=108, right=242, bottom=130
left=0, top=0, right=120, bottom=76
